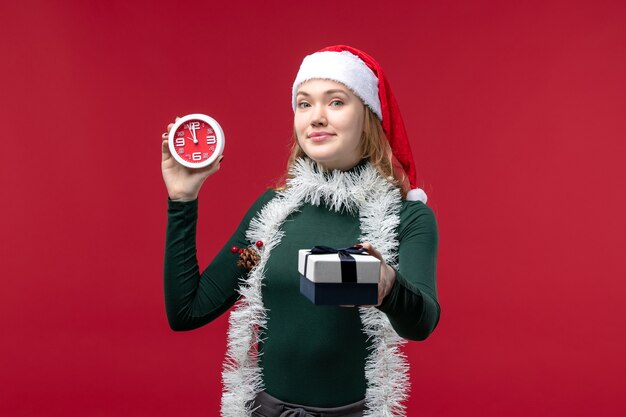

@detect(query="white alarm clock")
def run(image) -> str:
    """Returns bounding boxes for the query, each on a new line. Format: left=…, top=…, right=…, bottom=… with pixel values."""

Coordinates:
left=167, top=114, right=225, bottom=168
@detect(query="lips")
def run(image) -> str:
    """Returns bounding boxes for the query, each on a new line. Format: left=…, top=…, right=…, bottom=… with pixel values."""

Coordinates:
left=307, top=132, right=335, bottom=142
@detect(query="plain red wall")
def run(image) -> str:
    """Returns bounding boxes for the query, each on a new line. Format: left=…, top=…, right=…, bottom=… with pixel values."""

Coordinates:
left=1, top=1, right=625, bottom=416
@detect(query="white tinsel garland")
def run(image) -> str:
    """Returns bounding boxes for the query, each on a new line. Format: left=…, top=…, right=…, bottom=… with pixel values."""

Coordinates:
left=221, top=158, right=409, bottom=416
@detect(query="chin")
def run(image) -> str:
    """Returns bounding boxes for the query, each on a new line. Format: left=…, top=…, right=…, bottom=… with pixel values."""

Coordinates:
left=305, top=154, right=336, bottom=166
left=302, top=149, right=336, bottom=164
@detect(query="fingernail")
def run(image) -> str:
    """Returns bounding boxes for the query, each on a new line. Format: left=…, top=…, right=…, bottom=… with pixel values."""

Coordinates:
left=354, top=244, right=363, bottom=248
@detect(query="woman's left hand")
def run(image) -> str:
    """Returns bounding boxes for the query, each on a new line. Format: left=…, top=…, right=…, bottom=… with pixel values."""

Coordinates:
left=358, top=242, right=396, bottom=307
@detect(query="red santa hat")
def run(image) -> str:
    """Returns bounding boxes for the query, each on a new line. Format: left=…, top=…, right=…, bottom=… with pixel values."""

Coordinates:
left=292, top=45, right=427, bottom=203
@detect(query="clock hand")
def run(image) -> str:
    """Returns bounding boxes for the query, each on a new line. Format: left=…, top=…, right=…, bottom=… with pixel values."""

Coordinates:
left=190, top=127, right=198, bottom=143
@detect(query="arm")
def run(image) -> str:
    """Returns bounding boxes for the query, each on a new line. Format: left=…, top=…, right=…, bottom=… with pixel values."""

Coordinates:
left=164, top=191, right=275, bottom=331
left=377, top=201, right=440, bottom=341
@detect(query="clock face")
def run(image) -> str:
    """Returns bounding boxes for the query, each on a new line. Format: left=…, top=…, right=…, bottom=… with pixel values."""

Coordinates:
left=168, top=115, right=224, bottom=168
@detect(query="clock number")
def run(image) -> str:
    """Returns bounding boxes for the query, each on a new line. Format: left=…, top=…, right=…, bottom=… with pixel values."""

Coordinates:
left=192, top=152, right=202, bottom=161
left=207, top=135, right=216, bottom=145
left=175, top=137, right=185, bottom=147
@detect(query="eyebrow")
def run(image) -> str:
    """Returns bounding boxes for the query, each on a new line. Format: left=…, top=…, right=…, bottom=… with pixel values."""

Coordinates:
left=296, top=89, right=349, bottom=97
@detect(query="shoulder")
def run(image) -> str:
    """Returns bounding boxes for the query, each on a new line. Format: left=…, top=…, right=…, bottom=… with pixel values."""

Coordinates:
left=397, top=200, right=438, bottom=240
left=255, top=188, right=278, bottom=206
left=239, top=188, right=278, bottom=223
left=246, top=188, right=278, bottom=213
left=399, top=200, right=437, bottom=223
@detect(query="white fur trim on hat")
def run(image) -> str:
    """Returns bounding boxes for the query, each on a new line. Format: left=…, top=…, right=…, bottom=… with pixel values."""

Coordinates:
left=406, top=188, right=428, bottom=203
left=292, top=51, right=382, bottom=120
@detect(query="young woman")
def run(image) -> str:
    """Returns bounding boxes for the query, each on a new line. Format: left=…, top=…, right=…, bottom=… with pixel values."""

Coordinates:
left=161, top=45, right=440, bottom=417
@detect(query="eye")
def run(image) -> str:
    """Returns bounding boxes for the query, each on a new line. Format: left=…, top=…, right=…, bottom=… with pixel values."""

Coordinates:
left=297, top=101, right=311, bottom=109
left=330, top=99, right=344, bottom=107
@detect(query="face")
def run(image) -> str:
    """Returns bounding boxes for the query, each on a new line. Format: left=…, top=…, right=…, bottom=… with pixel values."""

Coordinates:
left=294, top=79, right=365, bottom=171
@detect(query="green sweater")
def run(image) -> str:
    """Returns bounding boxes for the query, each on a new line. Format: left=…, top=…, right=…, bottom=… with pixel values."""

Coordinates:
left=164, top=190, right=439, bottom=407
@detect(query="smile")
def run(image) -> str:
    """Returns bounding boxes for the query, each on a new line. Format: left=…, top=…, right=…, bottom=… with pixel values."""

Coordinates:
left=308, top=132, right=335, bottom=142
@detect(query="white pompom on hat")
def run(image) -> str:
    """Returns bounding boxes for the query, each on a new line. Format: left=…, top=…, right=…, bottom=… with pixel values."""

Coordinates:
left=292, top=45, right=428, bottom=203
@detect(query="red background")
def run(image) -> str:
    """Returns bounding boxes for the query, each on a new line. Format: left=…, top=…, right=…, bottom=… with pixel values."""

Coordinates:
left=1, top=1, right=625, bottom=416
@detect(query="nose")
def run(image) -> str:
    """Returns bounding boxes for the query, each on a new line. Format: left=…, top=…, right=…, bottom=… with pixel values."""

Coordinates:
left=310, top=104, right=327, bottom=127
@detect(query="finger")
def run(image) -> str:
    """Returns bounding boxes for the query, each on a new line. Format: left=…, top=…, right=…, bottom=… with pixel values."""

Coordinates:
left=162, top=139, right=170, bottom=155
left=167, top=123, right=174, bottom=133
left=356, top=242, right=370, bottom=253
left=358, top=242, right=383, bottom=261
left=210, top=155, right=225, bottom=170
left=375, top=278, right=387, bottom=306
left=193, top=154, right=224, bottom=177
left=210, top=155, right=224, bottom=168
left=359, top=242, right=373, bottom=251
left=377, top=284, right=385, bottom=306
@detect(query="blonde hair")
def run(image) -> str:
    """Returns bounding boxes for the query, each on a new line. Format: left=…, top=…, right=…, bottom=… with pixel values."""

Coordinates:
left=277, top=106, right=411, bottom=199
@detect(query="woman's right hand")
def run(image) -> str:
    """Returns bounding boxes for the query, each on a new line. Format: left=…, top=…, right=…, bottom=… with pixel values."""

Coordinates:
left=161, top=117, right=224, bottom=202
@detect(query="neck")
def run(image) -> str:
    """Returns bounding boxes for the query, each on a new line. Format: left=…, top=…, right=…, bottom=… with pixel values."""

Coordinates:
left=312, top=157, right=367, bottom=173
left=313, top=155, right=363, bottom=172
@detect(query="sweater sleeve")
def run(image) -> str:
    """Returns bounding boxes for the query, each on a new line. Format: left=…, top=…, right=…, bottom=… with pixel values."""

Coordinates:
left=163, top=190, right=275, bottom=331
left=377, top=201, right=440, bottom=341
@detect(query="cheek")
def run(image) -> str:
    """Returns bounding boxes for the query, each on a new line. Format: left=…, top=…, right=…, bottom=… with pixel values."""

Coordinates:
left=345, top=114, right=364, bottom=145
left=296, top=134, right=306, bottom=149
left=294, top=115, right=307, bottom=139
left=293, top=124, right=307, bottom=149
